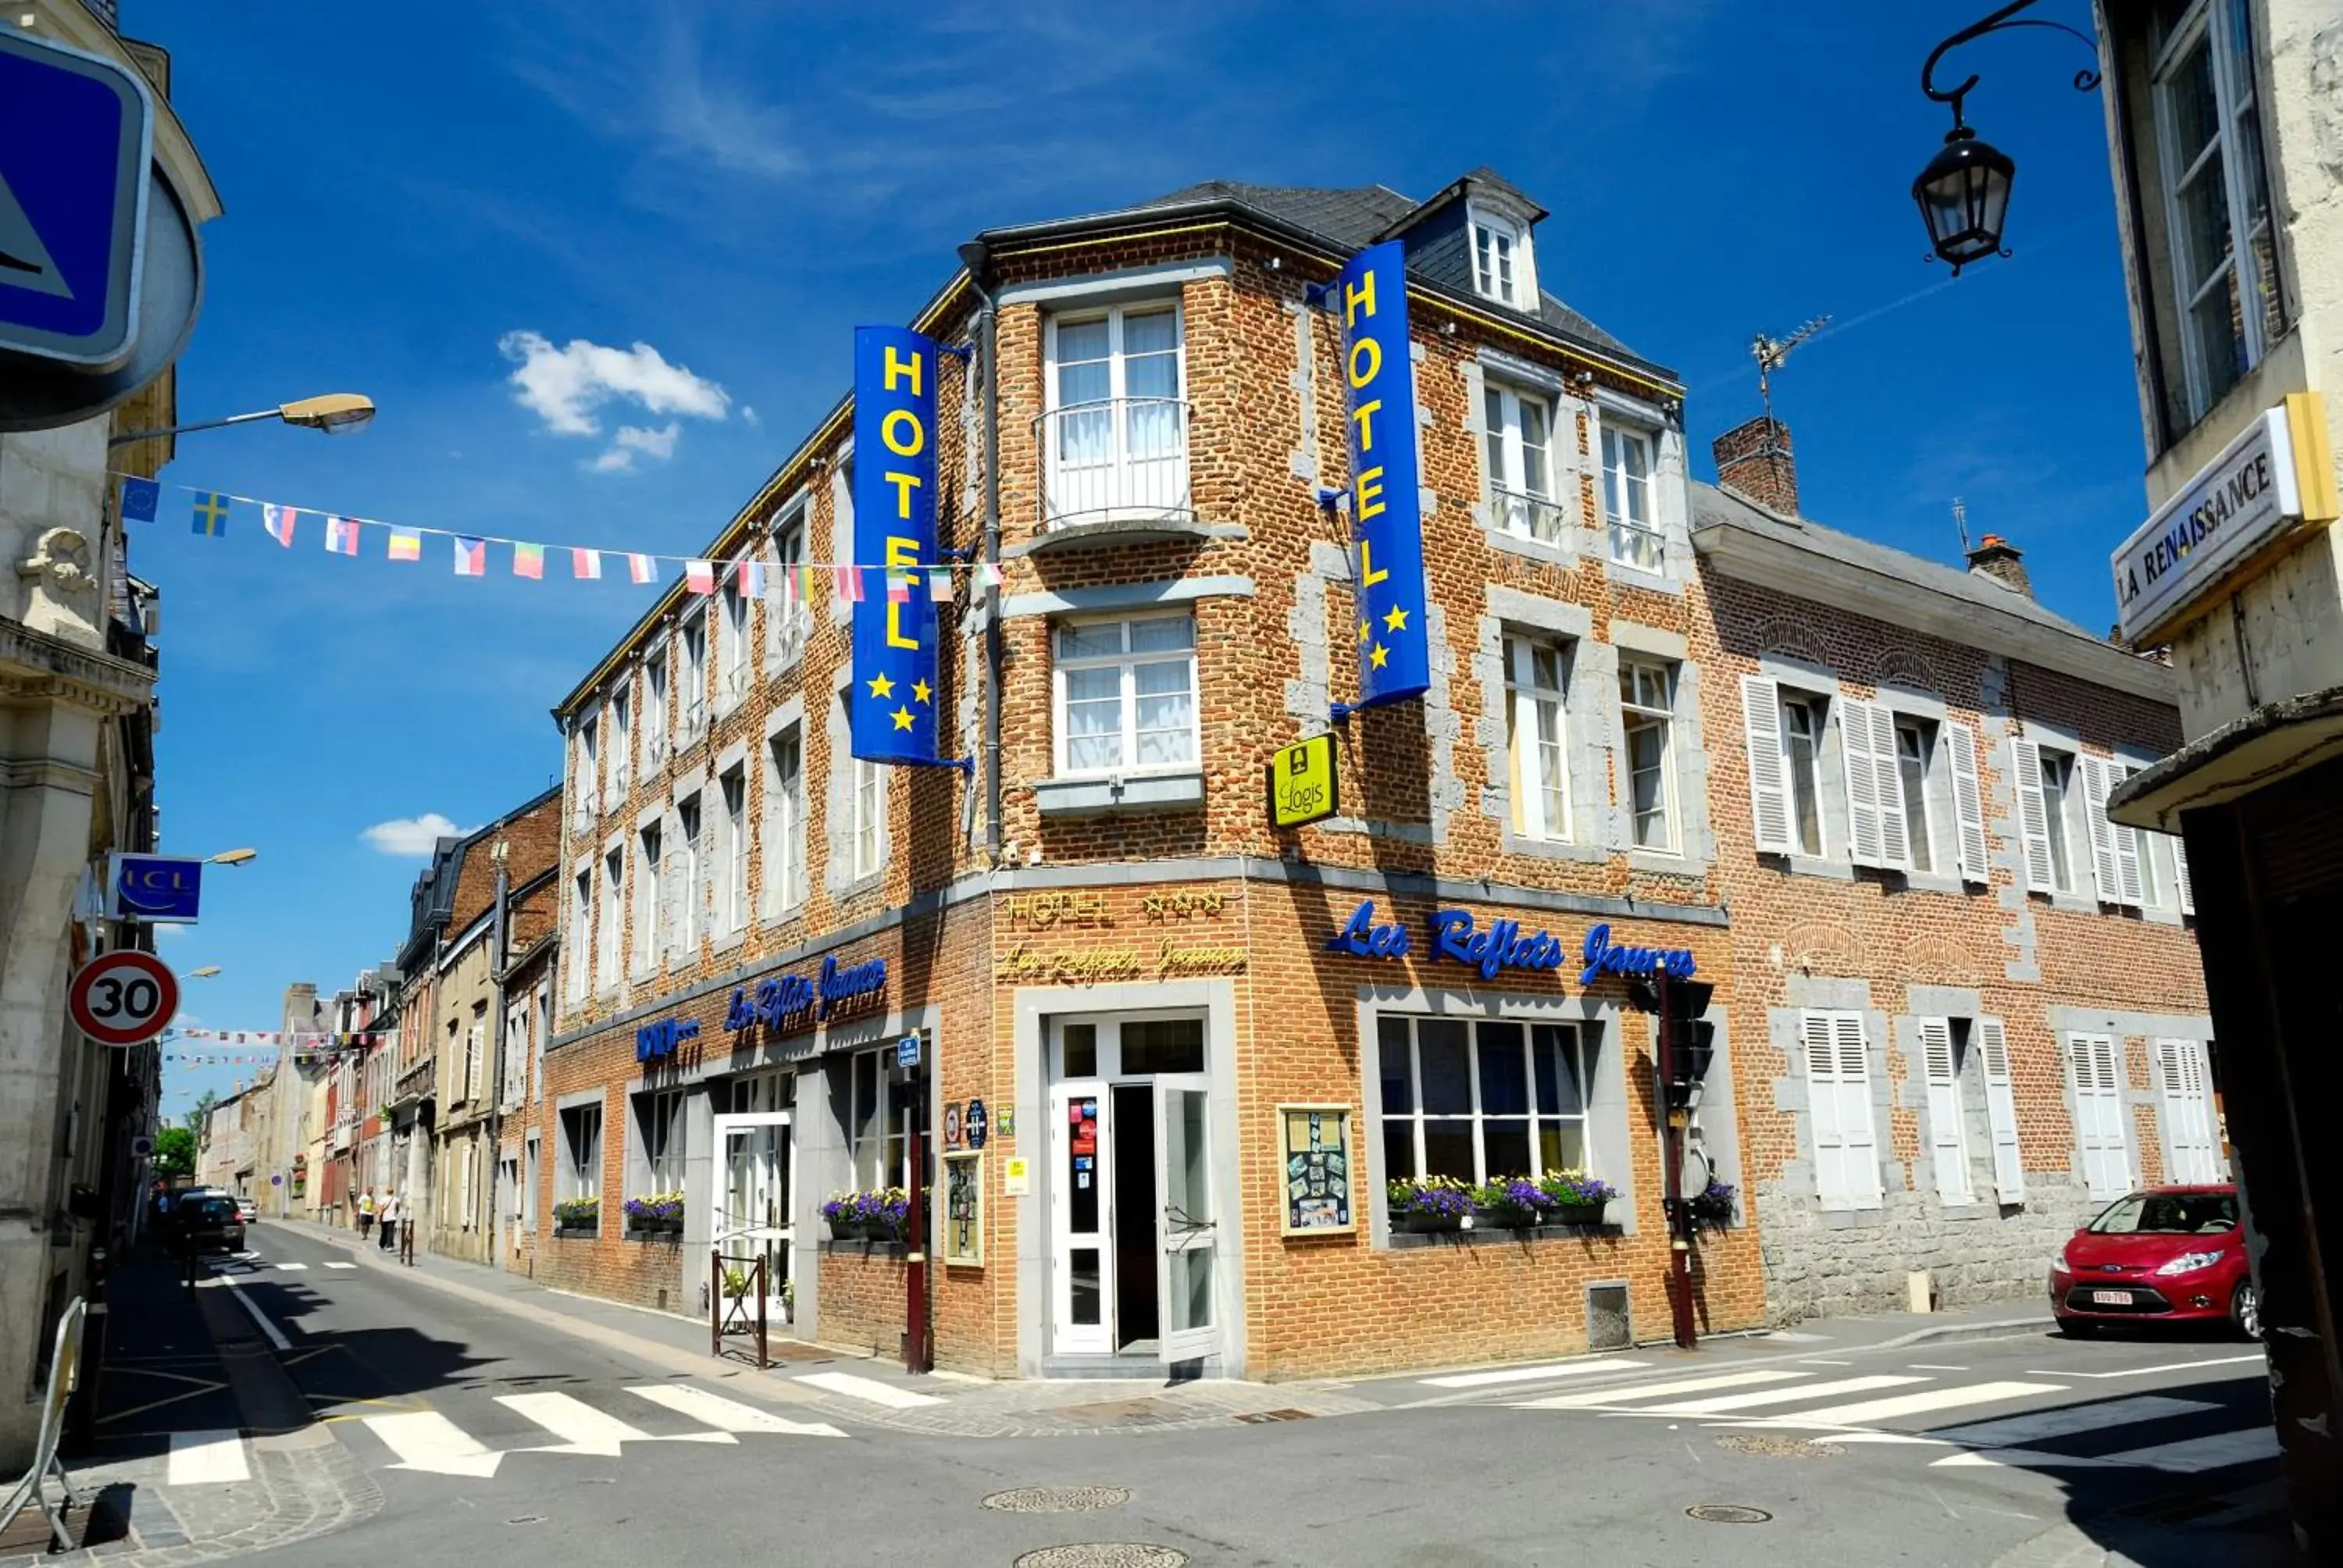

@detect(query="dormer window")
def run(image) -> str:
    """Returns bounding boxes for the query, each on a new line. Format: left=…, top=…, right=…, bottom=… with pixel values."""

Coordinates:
left=1472, top=212, right=1524, bottom=307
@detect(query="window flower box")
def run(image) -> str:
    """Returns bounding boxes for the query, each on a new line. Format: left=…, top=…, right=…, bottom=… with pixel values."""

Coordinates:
left=824, top=1187, right=912, bottom=1242
left=1687, top=1179, right=1737, bottom=1230
left=1387, top=1176, right=1471, bottom=1234
left=553, top=1196, right=599, bottom=1238
left=1535, top=1169, right=1619, bottom=1228
left=623, top=1192, right=685, bottom=1238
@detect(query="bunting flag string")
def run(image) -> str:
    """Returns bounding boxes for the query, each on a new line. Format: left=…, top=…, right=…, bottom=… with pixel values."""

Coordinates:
left=118, top=476, right=1013, bottom=606
left=163, top=1027, right=393, bottom=1046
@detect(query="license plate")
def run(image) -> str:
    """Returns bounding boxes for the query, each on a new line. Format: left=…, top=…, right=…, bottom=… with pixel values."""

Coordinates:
left=2091, top=1289, right=2132, bottom=1306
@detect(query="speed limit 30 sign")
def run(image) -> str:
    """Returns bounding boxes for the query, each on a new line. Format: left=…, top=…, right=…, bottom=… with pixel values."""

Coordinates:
left=69, top=950, right=180, bottom=1046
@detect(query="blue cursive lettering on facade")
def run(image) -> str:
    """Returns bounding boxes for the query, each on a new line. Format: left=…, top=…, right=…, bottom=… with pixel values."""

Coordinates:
left=1324, top=899, right=1411, bottom=958
left=724, top=955, right=890, bottom=1034
left=636, top=1016, right=700, bottom=1064
left=817, top=954, right=887, bottom=1019
left=1577, top=923, right=1697, bottom=986
left=1429, top=910, right=1567, bottom=981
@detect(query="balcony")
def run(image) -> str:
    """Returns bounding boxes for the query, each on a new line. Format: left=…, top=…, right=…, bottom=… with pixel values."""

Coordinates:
left=1491, top=486, right=1571, bottom=547
left=569, top=791, right=600, bottom=832
left=1025, top=399, right=1234, bottom=555
left=1606, top=515, right=1666, bottom=574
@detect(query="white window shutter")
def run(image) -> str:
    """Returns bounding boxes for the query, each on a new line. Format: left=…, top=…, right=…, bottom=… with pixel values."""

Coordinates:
left=1833, top=1012, right=1883, bottom=1208
left=1977, top=1019, right=2025, bottom=1203
left=2156, top=1038, right=2219, bottom=1184
left=1871, top=703, right=1912, bottom=869
left=2011, top=736, right=2056, bottom=893
left=1742, top=674, right=1794, bottom=853
left=2077, top=756, right=2123, bottom=904
left=1840, top=697, right=1887, bottom=867
left=2170, top=832, right=2195, bottom=914
left=2114, top=819, right=2145, bottom=907
left=1920, top=1019, right=1971, bottom=1204
left=662, top=840, right=684, bottom=964
left=2070, top=1034, right=2130, bottom=1199
left=1802, top=1013, right=1849, bottom=1207
left=1948, top=721, right=1991, bottom=884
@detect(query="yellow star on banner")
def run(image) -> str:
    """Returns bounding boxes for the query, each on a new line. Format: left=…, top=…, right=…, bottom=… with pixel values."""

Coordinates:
left=867, top=672, right=896, bottom=700
left=892, top=705, right=916, bottom=731
left=1370, top=642, right=1390, bottom=669
left=1357, top=618, right=1369, bottom=645
left=911, top=679, right=933, bottom=705
left=1383, top=604, right=1410, bottom=633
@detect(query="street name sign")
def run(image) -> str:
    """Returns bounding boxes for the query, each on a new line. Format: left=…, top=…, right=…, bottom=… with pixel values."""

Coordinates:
left=68, top=949, right=179, bottom=1046
left=0, top=27, right=153, bottom=367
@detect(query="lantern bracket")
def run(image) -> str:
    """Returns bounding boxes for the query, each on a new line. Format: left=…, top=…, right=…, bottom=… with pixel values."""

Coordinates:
left=1920, top=0, right=2101, bottom=135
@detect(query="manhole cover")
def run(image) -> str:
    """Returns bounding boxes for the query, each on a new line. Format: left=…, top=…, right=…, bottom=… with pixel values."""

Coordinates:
left=1013, top=1548, right=1186, bottom=1568
left=1232, top=1408, right=1314, bottom=1424
left=1715, top=1434, right=1844, bottom=1459
left=1686, top=1504, right=1774, bottom=1525
left=981, top=1486, right=1132, bottom=1514
left=1050, top=1399, right=1171, bottom=1423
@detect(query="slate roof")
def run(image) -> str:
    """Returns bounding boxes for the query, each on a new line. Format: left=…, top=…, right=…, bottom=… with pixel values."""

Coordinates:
left=1000, top=177, right=1652, bottom=370
left=1689, top=479, right=2103, bottom=643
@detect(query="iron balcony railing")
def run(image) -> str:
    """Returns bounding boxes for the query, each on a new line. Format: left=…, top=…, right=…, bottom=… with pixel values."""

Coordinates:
left=1607, top=515, right=1666, bottom=572
left=1491, top=485, right=1570, bottom=545
left=1037, top=397, right=1193, bottom=528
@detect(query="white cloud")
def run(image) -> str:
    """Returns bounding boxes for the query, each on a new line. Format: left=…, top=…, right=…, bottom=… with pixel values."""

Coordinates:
left=497, top=332, right=730, bottom=457
left=589, top=422, right=683, bottom=473
left=741, top=404, right=759, bottom=427
left=360, top=813, right=469, bottom=857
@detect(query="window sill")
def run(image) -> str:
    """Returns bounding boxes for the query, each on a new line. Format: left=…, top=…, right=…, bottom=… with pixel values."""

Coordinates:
left=760, top=898, right=810, bottom=931
left=1012, top=514, right=1244, bottom=558
left=1601, top=551, right=1677, bottom=596
left=1628, top=847, right=1696, bottom=875
left=710, top=927, right=746, bottom=957
left=1034, top=768, right=1204, bottom=818
left=1897, top=871, right=1968, bottom=895
left=818, top=1238, right=908, bottom=1259
left=551, top=1225, right=600, bottom=1240
left=1817, top=1206, right=1888, bottom=1228
left=1761, top=852, right=1856, bottom=882
left=2031, top=890, right=2099, bottom=914
left=1385, top=1221, right=1625, bottom=1251
left=1479, top=524, right=1578, bottom=570
left=1500, top=830, right=1608, bottom=864
left=834, top=868, right=886, bottom=901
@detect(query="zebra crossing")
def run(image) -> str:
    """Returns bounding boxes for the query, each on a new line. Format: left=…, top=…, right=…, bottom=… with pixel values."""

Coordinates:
left=157, top=1381, right=847, bottom=1490
left=1496, top=1360, right=2279, bottom=1477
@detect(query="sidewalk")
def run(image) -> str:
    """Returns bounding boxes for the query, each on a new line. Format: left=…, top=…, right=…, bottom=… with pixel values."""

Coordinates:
left=273, top=1217, right=1382, bottom=1438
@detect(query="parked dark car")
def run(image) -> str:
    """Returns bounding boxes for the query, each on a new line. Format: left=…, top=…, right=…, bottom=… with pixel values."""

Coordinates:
left=173, top=1193, right=246, bottom=1254
left=2049, top=1185, right=2256, bottom=1338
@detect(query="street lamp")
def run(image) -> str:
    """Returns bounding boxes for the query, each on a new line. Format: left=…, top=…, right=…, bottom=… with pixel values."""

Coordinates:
left=1914, top=1, right=2099, bottom=275
left=189, top=966, right=222, bottom=978
left=207, top=849, right=258, bottom=867
left=109, top=393, right=376, bottom=447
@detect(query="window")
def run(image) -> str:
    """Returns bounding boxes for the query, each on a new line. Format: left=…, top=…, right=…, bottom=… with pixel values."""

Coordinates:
left=2149, top=0, right=2284, bottom=425
left=840, top=695, right=884, bottom=882
left=1044, top=304, right=1186, bottom=521
left=1471, top=215, right=1520, bottom=305
left=1378, top=1017, right=1595, bottom=1186
left=577, top=715, right=600, bottom=812
left=844, top=1049, right=913, bottom=1191
left=1977, top=1019, right=2026, bottom=1203
left=720, top=764, right=747, bottom=936
left=558, top=1102, right=603, bottom=1204
left=567, top=869, right=591, bottom=1001
left=1782, top=693, right=1828, bottom=857
left=609, top=689, right=631, bottom=800
left=1482, top=383, right=1562, bottom=542
left=533, top=987, right=549, bottom=1103
left=2078, top=754, right=2150, bottom=909
left=2069, top=1033, right=2131, bottom=1199
left=522, top=1133, right=539, bottom=1234
left=1619, top=658, right=1677, bottom=852
left=644, top=649, right=669, bottom=769
left=679, top=611, right=708, bottom=742
left=634, top=822, right=662, bottom=971
left=2155, top=1037, right=2221, bottom=1184
left=1602, top=426, right=1664, bottom=572
left=466, top=1002, right=487, bottom=1102
left=634, top=1088, right=685, bottom=1195
left=770, top=513, right=807, bottom=658
left=765, top=725, right=804, bottom=913
left=1801, top=1010, right=1881, bottom=1210
left=501, top=995, right=527, bottom=1113
left=719, top=571, right=749, bottom=704
left=597, top=849, right=622, bottom=990
left=1503, top=635, right=1570, bottom=842
left=2013, top=738, right=2081, bottom=895
left=1837, top=697, right=1911, bottom=871
left=1053, top=613, right=1197, bottom=776
left=1919, top=1018, right=1973, bottom=1206
left=1895, top=719, right=1938, bottom=874
left=676, top=793, right=702, bottom=955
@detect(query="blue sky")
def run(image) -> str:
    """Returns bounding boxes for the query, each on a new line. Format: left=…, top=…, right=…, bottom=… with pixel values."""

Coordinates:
left=142, top=0, right=2140, bottom=1121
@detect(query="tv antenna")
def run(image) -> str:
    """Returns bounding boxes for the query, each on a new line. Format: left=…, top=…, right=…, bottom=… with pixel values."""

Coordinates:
left=1952, top=497, right=1971, bottom=553
left=1750, top=316, right=1830, bottom=426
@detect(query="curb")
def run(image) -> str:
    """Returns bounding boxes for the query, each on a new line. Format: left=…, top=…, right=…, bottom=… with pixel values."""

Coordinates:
left=1870, top=1314, right=2055, bottom=1350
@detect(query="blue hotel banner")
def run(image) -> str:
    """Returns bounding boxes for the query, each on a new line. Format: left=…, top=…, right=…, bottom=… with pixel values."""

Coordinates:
left=1335, top=241, right=1430, bottom=709
left=850, top=324, right=942, bottom=764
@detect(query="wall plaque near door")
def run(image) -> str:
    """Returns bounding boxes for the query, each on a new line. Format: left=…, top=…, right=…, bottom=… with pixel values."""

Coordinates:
left=1278, top=1103, right=1353, bottom=1235
left=942, top=1150, right=982, bottom=1267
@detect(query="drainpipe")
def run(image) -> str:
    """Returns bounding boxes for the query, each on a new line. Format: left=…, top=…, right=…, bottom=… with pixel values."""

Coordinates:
left=486, top=839, right=510, bottom=1260
left=957, top=241, right=1004, bottom=866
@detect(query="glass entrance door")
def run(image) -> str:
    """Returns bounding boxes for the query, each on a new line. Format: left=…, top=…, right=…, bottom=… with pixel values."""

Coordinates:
left=1048, top=1083, right=1111, bottom=1355
left=1154, top=1075, right=1216, bottom=1363
left=712, top=1111, right=793, bottom=1323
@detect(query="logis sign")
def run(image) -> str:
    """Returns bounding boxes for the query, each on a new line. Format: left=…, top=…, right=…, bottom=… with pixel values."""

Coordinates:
left=1325, top=900, right=1696, bottom=987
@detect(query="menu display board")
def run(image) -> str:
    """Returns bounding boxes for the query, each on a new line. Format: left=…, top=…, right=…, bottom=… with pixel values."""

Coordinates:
left=942, top=1150, right=982, bottom=1267
left=1278, top=1103, right=1353, bottom=1235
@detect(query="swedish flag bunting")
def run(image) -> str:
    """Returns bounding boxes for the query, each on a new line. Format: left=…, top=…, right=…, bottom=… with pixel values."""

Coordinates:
left=191, top=492, right=230, bottom=536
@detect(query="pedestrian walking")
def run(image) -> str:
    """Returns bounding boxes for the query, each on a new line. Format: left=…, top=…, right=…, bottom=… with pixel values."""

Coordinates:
left=377, top=1191, right=398, bottom=1253
left=357, top=1188, right=375, bottom=1241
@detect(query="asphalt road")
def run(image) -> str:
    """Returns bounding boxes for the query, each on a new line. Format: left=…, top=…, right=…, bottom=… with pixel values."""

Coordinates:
left=172, top=1224, right=2282, bottom=1566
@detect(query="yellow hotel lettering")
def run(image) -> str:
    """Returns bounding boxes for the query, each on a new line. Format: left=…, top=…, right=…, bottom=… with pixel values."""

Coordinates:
left=883, top=345, right=926, bottom=652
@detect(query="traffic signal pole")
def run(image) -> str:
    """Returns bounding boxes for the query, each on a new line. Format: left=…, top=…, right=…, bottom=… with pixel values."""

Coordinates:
left=1658, top=973, right=1698, bottom=1349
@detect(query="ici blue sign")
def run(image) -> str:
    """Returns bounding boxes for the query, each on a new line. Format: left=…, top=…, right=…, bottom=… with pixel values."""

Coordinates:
left=1325, top=900, right=1696, bottom=988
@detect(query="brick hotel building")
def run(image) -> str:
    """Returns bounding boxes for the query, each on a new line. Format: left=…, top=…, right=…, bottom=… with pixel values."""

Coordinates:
left=504, top=170, right=2213, bottom=1377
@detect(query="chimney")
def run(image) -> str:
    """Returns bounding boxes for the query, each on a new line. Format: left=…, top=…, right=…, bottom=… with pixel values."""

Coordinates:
left=1712, top=417, right=1799, bottom=518
left=1965, top=533, right=2032, bottom=598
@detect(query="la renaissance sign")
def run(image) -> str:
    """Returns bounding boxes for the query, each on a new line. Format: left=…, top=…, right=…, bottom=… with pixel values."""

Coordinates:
left=2111, top=392, right=2338, bottom=647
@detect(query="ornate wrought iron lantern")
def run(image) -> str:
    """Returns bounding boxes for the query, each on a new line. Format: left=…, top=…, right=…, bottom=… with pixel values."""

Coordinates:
left=1915, top=2, right=2099, bottom=274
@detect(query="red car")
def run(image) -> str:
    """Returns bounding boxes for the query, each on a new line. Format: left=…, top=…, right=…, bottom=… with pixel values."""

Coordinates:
left=2050, top=1184, right=2257, bottom=1338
